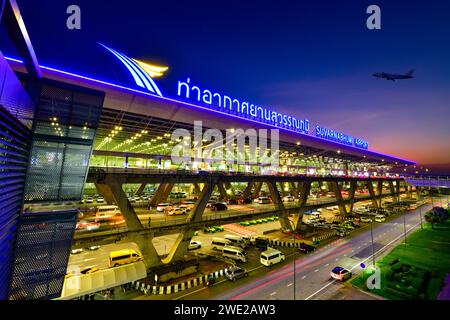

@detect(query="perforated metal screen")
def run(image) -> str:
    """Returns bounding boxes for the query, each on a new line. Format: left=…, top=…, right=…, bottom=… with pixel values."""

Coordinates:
left=8, top=212, right=77, bottom=300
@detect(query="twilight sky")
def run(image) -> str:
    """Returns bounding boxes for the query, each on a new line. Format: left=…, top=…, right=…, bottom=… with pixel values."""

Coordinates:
left=2, top=0, right=450, bottom=169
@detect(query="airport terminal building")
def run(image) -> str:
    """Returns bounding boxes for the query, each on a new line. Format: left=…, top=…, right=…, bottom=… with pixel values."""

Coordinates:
left=0, top=1, right=423, bottom=300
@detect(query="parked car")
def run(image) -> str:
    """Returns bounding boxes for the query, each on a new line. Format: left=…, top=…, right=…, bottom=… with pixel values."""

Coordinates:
left=330, top=266, right=352, bottom=281
left=71, top=248, right=83, bottom=255
left=256, top=197, right=271, bottom=204
left=211, top=202, right=228, bottom=211
left=224, top=266, right=248, bottom=281
left=156, top=203, right=172, bottom=212
left=336, top=229, right=349, bottom=237
left=167, top=207, right=187, bottom=216
left=283, top=195, right=295, bottom=202
left=374, top=215, right=386, bottom=222
left=298, top=243, right=316, bottom=253
left=360, top=216, right=373, bottom=223
left=238, top=197, right=252, bottom=204
left=87, top=245, right=101, bottom=251
left=188, top=240, right=202, bottom=250
left=80, top=267, right=99, bottom=274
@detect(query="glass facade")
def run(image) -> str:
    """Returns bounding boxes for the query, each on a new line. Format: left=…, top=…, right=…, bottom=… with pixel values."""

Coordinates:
left=24, top=82, right=103, bottom=203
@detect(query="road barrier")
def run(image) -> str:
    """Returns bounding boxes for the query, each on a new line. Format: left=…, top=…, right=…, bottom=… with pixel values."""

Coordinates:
left=133, top=267, right=229, bottom=295
left=312, top=231, right=337, bottom=243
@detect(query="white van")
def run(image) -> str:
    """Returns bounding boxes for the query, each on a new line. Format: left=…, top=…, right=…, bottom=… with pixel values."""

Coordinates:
left=257, top=197, right=270, bottom=204
left=211, top=237, right=231, bottom=251
left=95, top=205, right=120, bottom=219
left=260, top=248, right=285, bottom=266
left=222, top=245, right=247, bottom=263
left=224, top=234, right=249, bottom=248
left=374, top=215, right=386, bottom=222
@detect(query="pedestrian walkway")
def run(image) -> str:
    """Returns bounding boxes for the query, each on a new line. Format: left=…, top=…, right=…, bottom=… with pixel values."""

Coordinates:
left=224, top=223, right=256, bottom=236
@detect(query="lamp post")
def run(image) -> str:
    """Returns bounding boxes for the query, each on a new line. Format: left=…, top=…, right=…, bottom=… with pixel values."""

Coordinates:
left=370, top=220, right=375, bottom=267
left=403, top=214, right=407, bottom=246
left=419, top=204, right=423, bottom=230
left=288, top=219, right=296, bottom=301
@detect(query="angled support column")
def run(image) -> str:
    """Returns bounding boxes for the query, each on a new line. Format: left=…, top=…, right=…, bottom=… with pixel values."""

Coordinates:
left=253, top=181, right=263, bottom=197
left=346, top=181, right=357, bottom=214
left=297, top=181, right=311, bottom=206
left=388, top=181, right=399, bottom=203
left=149, top=183, right=168, bottom=206
left=188, top=181, right=216, bottom=222
left=135, top=183, right=147, bottom=196
left=160, top=183, right=174, bottom=202
left=130, top=233, right=161, bottom=267
left=289, top=182, right=297, bottom=196
left=161, top=230, right=196, bottom=264
left=416, top=186, right=422, bottom=200
left=192, top=183, right=201, bottom=195
left=94, top=182, right=115, bottom=205
left=224, top=181, right=235, bottom=196
left=328, top=181, right=348, bottom=216
left=278, top=182, right=288, bottom=197
left=163, top=179, right=217, bottom=264
left=102, top=177, right=143, bottom=231
left=376, top=181, right=383, bottom=208
left=217, top=182, right=229, bottom=200
left=366, top=181, right=379, bottom=209
left=266, top=181, right=290, bottom=230
left=242, top=181, right=254, bottom=198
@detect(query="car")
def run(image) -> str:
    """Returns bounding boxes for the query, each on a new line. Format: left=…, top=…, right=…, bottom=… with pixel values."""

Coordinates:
left=238, top=197, right=252, bottom=204
left=188, top=240, right=202, bottom=250
left=360, top=216, right=373, bottom=223
left=374, top=215, right=386, bottom=222
left=330, top=266, right=352, bottom=281
left=179, top=204, right=192, bottom=212
left=80, top=267, right=100, bottom=274
left=211, top=202, right=228, bottom=211
left=85, top=197, right=94, bottom=203
left=96, top=196, right=105, bottom=203
left=248, top=220, right=258, bottom=225
left=224, top=267, right=248, bottom=281
left=298, top=243, right=316, bottom=253
left=255, top=219, right=264, bottom=224
left=87, top=245, right=101, bottom=251
left=336, top=229, right=349, bottom=237
left=256, top=196, right=271, bottom=204
left=71, top=248, right=83, bottom=255
left=203, top=227, right=217, bottom=233
left=212, top=226, right=224, bottom=232
left=156, top=203, right=172, bottom=212
left=283, top=195, right=295, bottom=202
left=167, top=207, right=187, bottom=216
left=240, top=221, right=251, bottom=226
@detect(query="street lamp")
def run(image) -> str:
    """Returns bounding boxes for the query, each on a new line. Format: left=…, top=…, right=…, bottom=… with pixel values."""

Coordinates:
left=288, top=219, right=296, bottom=301
left=403, top=214, right=407, bottom=246
left=370, top=220, right=375, bottom=267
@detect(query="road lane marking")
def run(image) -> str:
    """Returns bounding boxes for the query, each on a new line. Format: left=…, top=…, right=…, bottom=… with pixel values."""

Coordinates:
left=301, top=275, right=307, bottom=279
left=270, top=291, right=277, bottom=296
left=305, top=219, right=422, bottom=300
left=287, top=283, right=293, bottom=287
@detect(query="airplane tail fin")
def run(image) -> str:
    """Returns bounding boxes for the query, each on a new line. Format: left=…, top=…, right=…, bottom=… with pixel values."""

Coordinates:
left=406, top=69, right=414, bottom=76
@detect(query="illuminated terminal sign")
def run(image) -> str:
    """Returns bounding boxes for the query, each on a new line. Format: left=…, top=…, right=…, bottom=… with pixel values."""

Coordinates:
left=176, top=78, right=309, bottom=134
left=315, top=125, right=369, bottom=149
left=99, top=43, right=369, bottom=149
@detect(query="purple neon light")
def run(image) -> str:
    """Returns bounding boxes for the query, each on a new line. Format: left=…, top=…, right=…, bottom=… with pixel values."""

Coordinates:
left=5, top=56, right=416, bottom=165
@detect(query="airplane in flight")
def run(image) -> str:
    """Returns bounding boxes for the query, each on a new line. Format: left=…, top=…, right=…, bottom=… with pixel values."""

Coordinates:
left=372, top=69, right=415, bottom=81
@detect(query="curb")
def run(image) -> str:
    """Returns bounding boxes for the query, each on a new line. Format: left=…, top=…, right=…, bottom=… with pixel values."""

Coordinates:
left=133, top=268, right=229, bottom=296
